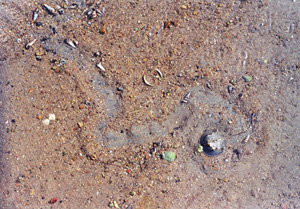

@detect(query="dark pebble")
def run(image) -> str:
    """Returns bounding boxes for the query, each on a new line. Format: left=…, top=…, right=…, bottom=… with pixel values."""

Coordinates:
left=35, top=22, right=42, bottom=27
left=40, top=37, right=48, bottom=42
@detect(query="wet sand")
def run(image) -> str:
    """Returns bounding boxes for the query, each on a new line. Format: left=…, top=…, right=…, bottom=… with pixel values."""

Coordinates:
left=0, top=0, right=300, bottom=208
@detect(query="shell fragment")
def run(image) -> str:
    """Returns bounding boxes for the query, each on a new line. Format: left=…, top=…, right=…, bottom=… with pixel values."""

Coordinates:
left=96, top=62, right=105, bottom=71
left=142, top=75, right=153, bottom=87
left=64, top=39, right=76, bottom=48
left=25, top=39, right=37, bottom=49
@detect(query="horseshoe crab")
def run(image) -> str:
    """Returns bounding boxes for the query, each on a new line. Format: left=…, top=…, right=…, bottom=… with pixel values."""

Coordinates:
left=200, top=132, right=226, bottom=156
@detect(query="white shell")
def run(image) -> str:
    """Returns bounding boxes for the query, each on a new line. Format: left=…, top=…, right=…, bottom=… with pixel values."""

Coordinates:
left=25, top=39, right=37, bottom=49
left=33, top=9, right=39, bottom=22
left=65, top=39, right=76, bottom=48
left=205, top=133, right=226, bottom=150
left=96, top=62, right=105, bottom=71
left=44, top=4, right=55, bottom=15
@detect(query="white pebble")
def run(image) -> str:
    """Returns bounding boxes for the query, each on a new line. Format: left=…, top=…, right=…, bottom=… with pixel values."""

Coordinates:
left=42, top=119, right=50, bottom=126
left=49, top=113, right=56, bottom=121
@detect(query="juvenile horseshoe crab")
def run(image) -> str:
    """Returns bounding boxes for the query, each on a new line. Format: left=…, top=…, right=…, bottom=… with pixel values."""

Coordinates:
left=200, top=132, right=226, bottom=156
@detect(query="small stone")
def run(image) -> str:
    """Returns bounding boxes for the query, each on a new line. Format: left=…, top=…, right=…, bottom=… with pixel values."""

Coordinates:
left=108, top=202, right=114, bottom=208
left=42, top=119, right=50, bottom=126
left=229, top=79, right=237, bottom=85
left=37, top=115, right=42, bottom=120
left=195, top=144, right=203, bottom=154
left=78, top=122, right=83, bottom=128
left=181, top=5, right=187, bottom=9
left=162, top=151, right=176, bottom=162
left=113, top=201, right=119, bottom=208
left=35, top=52, right=44, bottom=56
left=99, top=26, right=106, bottom=34
left=242, top=75, right=252, bottom=82
left=49, top=113, right=55, bottom=121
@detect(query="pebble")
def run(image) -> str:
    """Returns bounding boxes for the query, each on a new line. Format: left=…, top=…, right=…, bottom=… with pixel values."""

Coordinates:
left=42, top=119, right=50, bottom=125
left=162, top=151, right=176, bottom=162
left=78, top=122, right=84, bottom=128
left=181, top=5, right=187, bottom=9
left=242, top=75, right=252, bottom=82
left=49, top=113, right=55, bottom=121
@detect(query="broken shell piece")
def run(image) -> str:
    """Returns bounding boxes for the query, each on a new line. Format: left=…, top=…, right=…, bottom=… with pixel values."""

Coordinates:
left=155, top=68, right=163, bottom=78
left=33, top=9, right=39, bottom=22
left=181, top=92, right=191, bottom=104
left=42, top=119, right=50, bottom=126
left=25, top=39, right=37, bottom=49
left=56, top=5, right=63, bottom=15
left=64, top=39, right=76, bottom=48
left=49, top=113, right=55, bottom=121
left=87, top=10, right=97, bottom=19
left=242, top=134, right=250, bottom=144
left=43, top=4, right=55, bottom=15
left=96, top=62, right=105, bottom=71
left=73, top=39, right=79, bottom=46
left=142, top=75, right=153, bottom=87
left=200, top=132, right=226, bottom=156
left=69, top=3, right=79, bottom=9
